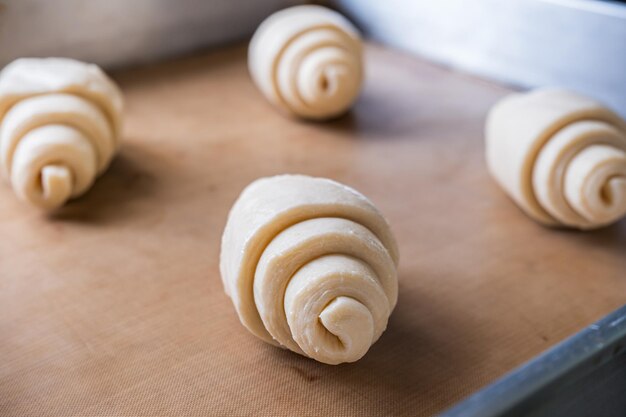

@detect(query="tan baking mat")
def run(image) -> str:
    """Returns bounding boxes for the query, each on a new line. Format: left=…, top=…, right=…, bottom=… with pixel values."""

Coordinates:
left=1, top=44, right=625, bottom=417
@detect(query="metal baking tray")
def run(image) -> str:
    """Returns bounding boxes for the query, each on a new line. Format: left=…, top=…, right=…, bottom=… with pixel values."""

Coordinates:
left=439, top=304, right=626, bottom=417
left=334, top=0, right=626, bottom=118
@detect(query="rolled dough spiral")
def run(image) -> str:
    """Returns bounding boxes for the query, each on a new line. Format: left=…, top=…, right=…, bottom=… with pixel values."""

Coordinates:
left=0, top=58, right=123, bottom=209
left=486, top=89, right=626, bottom=230
left=248, top=5, right=363, bottom=120
left=220, top=175, right=399, bottom=364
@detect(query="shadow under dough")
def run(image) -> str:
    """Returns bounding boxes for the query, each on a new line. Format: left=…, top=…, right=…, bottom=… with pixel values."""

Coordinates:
left=49, top=141, right=160, bottom=224
left=263, top=280, right=487, bottom=415
left=553, top=217, right=626, bottom=251
left=317, top=91, right=428, bottom=141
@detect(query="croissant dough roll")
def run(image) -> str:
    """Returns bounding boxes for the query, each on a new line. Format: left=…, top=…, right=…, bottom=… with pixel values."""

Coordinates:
left=0, top=58, right=123, bottom=209
left=220, top=175, right=399, bottom=364
left=486, top=89, right=626, bottom=229
left=248, top=5, right=363, bottom=120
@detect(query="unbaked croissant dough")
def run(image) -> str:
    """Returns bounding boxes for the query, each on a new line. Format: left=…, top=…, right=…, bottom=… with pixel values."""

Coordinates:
left=248, top=5, right=363, bottom=120
left=0, top=58, right=123, bottom=209
left=220, top=175, right=399, bottom=364
left=486, top=89, right=626, bottom=229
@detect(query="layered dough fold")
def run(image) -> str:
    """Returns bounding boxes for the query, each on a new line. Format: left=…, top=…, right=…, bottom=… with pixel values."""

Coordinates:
left=0, top=58, right=123, bottom=209
left=248, top=5, right=363, bottom=120
left=220, top=175, right=399, bottom=364
left=486, top=89, right=626, bottom=229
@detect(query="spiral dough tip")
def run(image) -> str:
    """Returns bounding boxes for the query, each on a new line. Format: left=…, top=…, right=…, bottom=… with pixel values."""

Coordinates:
left=41, top=165, right=72, bottom=207
left=0, top=57, right=124, bottom=209
left=248, top=5, right=363, bottom=120
left=486, top=89, right=626, bottom=229
left=220, top=175, right=399, bottom=364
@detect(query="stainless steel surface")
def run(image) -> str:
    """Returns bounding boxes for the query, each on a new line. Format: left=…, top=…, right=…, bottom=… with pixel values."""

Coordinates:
left=333, top=0, right=626, bottom=117
left=439, top=304, right=626, bottom=417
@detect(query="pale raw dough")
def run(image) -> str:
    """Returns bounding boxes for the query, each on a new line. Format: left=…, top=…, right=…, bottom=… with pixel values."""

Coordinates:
left=486, top=89, right=626, bottom=229
left=0, top=58, right=123, bottom=209
left=248, top=5, right=363, bottom=120
left=220, top=175, right=399, bottom=364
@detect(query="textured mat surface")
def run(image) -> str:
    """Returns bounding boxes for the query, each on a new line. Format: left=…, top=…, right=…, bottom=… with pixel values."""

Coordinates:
left=1, top=44, right=625, bottom=416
